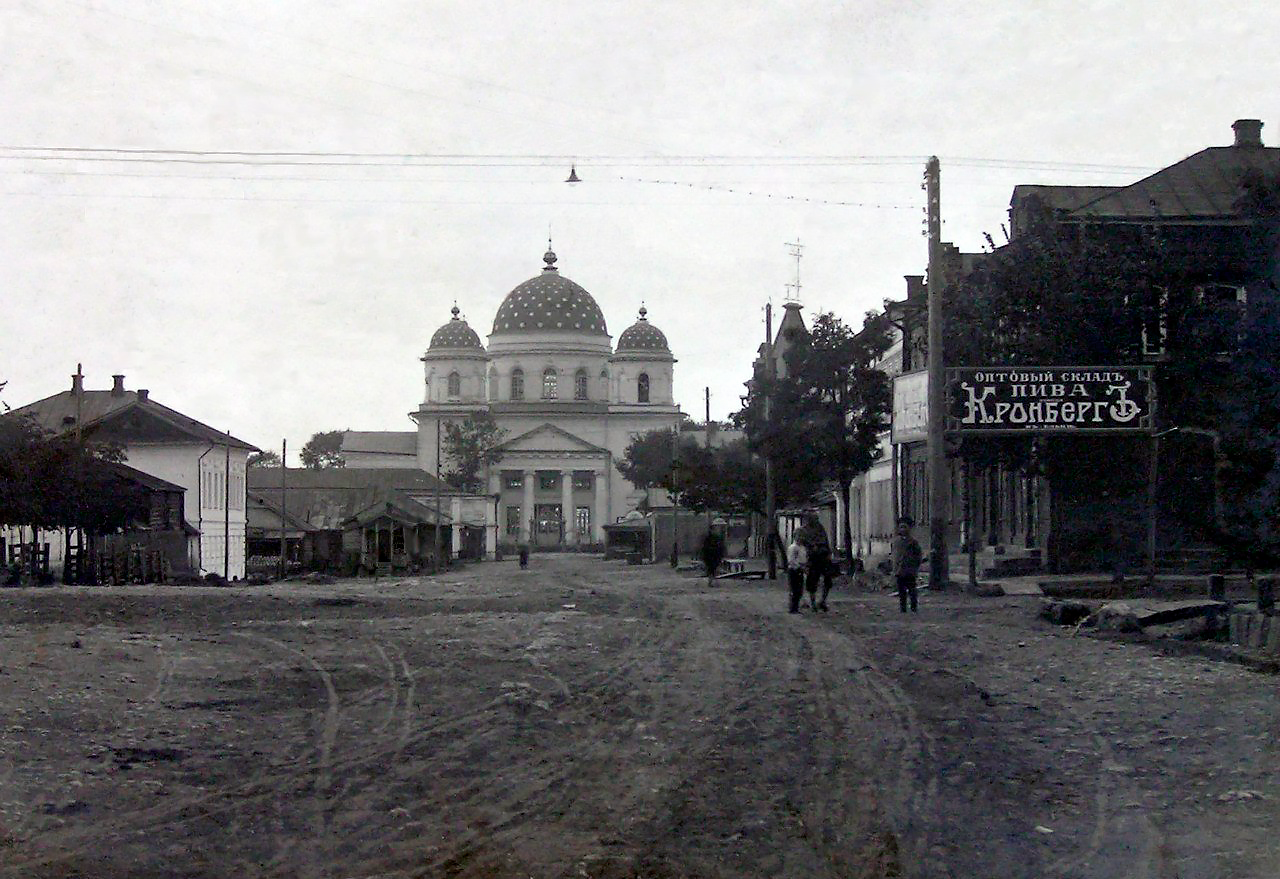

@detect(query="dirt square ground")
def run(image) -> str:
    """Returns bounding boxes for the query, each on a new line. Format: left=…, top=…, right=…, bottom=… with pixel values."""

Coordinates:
left=0, top=555, right=1276, bottom=878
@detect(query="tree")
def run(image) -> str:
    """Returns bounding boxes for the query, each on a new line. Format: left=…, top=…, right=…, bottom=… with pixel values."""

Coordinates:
left=440, top=413, right=507, bottom=492
left=247, top=450, right=282, bottom=468
left=617, top=429, right=680, bottom=502
left=300, top=430, right=346, bottom=470
left=617, top=430, right=767, bottom=516
left=782, top=311, right=893, bottom=565
left=734, top=310, right=892, bottom=566
left=0, top=415, right=135, bottom=576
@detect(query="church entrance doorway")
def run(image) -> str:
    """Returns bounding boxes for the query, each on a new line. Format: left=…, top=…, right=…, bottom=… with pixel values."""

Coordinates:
left=533, top=504, right=564, bottom=548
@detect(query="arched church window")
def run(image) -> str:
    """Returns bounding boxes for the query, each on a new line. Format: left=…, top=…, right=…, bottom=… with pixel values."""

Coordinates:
left=574, top=368, right=589, bottom=401
left=447, top=371, right=461, bottom=398
left=542, top=367, right=558, bottom=399
left=511, top=368, right=524, bottom=400
left=637, top=373, right=650, bottom=403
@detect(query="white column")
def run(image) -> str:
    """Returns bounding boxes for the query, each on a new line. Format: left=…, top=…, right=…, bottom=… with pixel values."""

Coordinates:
left=451, top=497, right=463, bottom=554
left=561, top=469, right=575, bottom=545
left=487, top=471, right=502, bottom=555
left=593, top=469, right=608, bottom=543
left=521, top=469, right=535, bottom=542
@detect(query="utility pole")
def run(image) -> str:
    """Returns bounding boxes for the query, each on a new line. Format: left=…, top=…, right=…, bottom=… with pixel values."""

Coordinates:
left=925, top=156, right=951, bottom=591
left=279, top=439, right=287, bottom=581
left=705, top=387, right=713, bottom=531
left=764, top=302, right=777, bottom=580
left=434, top=418, right=443, bottom=574
left=670, top=425, right=679, bottom=567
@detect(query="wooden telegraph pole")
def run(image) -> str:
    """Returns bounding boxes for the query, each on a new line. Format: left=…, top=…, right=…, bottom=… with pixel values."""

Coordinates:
left=925, top=156, right=951, bottom=591
left=670, top=424, right=679, bottom=567
left=279, top=439, right=287, bottom=581
left=434, top=418, right=443, bottom=575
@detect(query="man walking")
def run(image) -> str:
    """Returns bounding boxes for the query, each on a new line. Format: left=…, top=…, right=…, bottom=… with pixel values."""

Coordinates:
left=700, top=525, right=725, bottom=588
left=892, top=517, right=923, bottom=613
left=795, top=513, right=834, bottom=612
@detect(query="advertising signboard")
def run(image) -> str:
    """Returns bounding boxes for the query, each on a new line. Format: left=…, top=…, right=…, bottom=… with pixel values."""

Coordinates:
left=892, top=370, right=929, bottom=444
left=946, top=366, right=1154, bottom=434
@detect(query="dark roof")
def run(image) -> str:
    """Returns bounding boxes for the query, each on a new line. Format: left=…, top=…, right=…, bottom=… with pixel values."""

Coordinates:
left=106, top=461, right=186, bottom=493
left=247, top=467, right=452, bottom=530
left=341, top=431, right=418, bottom=456
left=1010, top=185, right=1118, bottom=214
left=615, top=306, right=671, bottom=354
left=10, top=389, right=258, bottom=451
left=346, top=492, right=451, bottom=528
left=246, top=490, right=319, bottom=536
left=1068, top=144, right=1280, bottom=221
left=491, top=249, right=608, bottom=336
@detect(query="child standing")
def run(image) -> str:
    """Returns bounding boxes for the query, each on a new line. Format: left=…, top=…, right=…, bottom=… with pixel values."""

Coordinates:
left=891, top=517, right=924, bottom=613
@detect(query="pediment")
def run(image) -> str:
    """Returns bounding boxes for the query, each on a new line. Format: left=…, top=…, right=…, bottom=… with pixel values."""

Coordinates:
left=496, top=422, right=608, bottom=454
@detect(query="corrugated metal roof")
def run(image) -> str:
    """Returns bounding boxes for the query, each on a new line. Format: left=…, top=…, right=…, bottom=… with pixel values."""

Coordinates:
left=341, top=431, right=418, bottom=456
left=1069, top=145, right=1280, bottom=221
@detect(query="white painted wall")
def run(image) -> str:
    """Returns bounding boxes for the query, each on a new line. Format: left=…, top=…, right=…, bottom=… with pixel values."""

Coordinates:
left=124, top=442, right=250, bottom=579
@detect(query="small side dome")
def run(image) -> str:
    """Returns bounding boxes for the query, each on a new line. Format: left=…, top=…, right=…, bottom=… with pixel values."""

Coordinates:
left=616, top=305, right=669, bottom=353
left=429, top=304, right=484, bottom=350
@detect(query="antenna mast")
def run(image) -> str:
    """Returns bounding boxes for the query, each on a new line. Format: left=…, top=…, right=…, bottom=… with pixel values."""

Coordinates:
left=784, top=240, right=803, bottom=303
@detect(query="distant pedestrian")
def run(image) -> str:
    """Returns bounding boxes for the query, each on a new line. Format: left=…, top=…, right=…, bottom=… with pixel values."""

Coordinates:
left=892, top=517, right=924, bottom=614
left=795, top=513, right=833, bottom=612
left=518, top=541, right=530, bottom=569
left=701, top=527, right=725, bottom=587
left=786, top=537, right=808, bottom=613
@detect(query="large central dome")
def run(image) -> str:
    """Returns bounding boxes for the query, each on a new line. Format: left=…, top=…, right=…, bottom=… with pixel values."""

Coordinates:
left=491, top=249, right=608, bottom=336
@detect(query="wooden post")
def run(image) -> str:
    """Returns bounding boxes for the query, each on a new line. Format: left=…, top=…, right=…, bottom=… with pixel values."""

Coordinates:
left=925, top=156, right=951, bottom=590
left=434, top=418, right=443, bottom=574
left=279, top=439, right=287, bottom=581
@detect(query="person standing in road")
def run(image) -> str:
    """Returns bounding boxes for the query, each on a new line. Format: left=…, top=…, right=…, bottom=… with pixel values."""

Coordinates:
left=518, top=541, right=530, bottom=569
left=701, top=526, right=726, bottom=588
left=795, top=513, right=834, bottom=612
left=892, top=516, right=924, bottom=613
left=786, top=536, right=808, bottom=613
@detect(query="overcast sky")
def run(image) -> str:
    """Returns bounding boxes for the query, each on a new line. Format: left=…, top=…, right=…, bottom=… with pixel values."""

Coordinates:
left=3, top=1, right=1277, bottom=460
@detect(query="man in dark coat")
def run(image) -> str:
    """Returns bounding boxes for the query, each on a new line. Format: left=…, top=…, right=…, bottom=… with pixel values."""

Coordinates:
left=795, top=513, right=834, bottom=612
left=700, top=527, right=726, bottom=587
left=892, top=517, right=924, bottom=613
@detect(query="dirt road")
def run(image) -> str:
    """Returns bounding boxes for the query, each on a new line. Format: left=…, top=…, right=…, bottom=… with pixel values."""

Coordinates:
left=0, top=555, right=1275, bottom=878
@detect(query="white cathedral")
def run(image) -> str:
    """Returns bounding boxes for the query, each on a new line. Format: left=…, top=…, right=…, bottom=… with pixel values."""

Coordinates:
left=342, top=246, right=681, bottom=548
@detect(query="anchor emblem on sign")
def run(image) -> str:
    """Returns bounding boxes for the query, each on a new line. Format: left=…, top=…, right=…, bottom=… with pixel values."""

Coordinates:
left=1106, top=381, right=1141, bottom=422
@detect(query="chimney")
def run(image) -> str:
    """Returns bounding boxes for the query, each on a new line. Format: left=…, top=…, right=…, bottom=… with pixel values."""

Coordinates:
left=71, top=372, right=83, bottom=394
left=111, top=374, right=125, bottom=397
left=137, top=389, right=149, bottom=402
left=904, top=275, right=926, bottom=299
left=1233, top=119, right=1263, bottom=148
